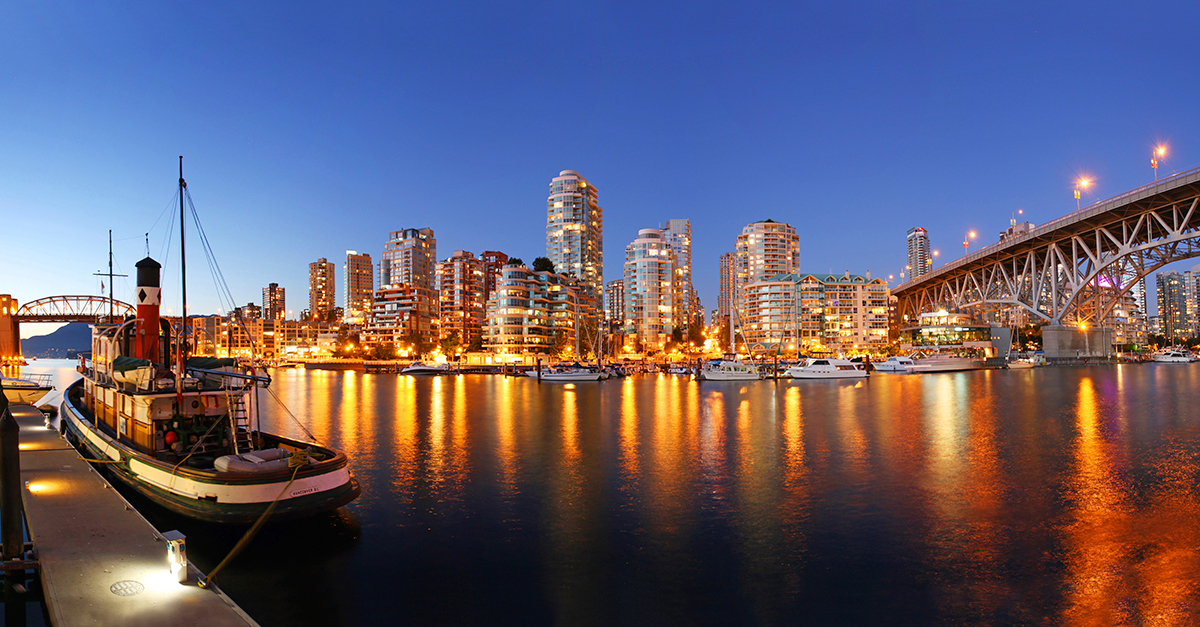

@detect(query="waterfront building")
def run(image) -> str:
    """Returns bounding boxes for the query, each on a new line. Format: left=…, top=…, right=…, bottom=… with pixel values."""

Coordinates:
left=605, top=279, right=624, bottom=325
left=907, top=227, right=931, bottom=279
left=741, top=275, right=798, bottom=353
left=375, top=228, right=438, bottom=351
left=381, top=228, right=437, bottom=290
left=739, top=272, right=888, bottom=355
left=734, top=220, right=799, bottom=311
left=363, top=284, right=438, bottom=353
left=192, top=316, right=341, bottom=361
left=344, top=251, right=374, bottom=326
left=479, top=250, right=510, bottom=305
left=436, top=250, right=485, bottom=348
left=718, top=252, right=734, bottom=325
left=661, top=219, right=694, bottom=325
left=484, top=263, right=597, bottom=356
left=262, top=283, right=285, bottom=321
left=623, top=228, right=676, bottom=350
left=1157, top=270, right=1188, bottom=342
left=308, top=258, right=336, bottom=321
left=546, top=170, right=603, bottom=300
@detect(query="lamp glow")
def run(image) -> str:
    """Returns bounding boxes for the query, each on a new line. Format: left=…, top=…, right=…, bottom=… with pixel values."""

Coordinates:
left=164, top=530, right=187, bottom=584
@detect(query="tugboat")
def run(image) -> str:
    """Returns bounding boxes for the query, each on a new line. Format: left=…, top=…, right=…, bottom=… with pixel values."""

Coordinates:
left=60, top=160, right=360, bottom=523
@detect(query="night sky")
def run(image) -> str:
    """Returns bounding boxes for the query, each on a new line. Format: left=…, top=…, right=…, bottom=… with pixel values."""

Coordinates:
left=6, top=2, right=1199, bottom=336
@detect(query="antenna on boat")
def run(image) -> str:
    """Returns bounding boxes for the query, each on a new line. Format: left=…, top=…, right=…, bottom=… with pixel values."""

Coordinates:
left=93, top=229, right=127, bottom=323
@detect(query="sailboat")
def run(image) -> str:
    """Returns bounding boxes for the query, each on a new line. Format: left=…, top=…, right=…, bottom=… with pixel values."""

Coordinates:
left=530, top=290, right=606, bottom=381
left=59, top=159, right=361, bottom=523
left=699, top=308, right=760, bottom=381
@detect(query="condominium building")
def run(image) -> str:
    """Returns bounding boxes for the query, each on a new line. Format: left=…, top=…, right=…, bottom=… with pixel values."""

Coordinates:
left=906, top=227, right=931, bottom=280
left=376, top=228, right=438, bottom=350
left=308, top=258, right=336, bottom=321
left=1157, top=270, right=1188, bottom=341
left=546, top=170, right=603, bottom=300
left=343, top=251, right=374, bottom=326
left=381, top=228, right=437, bottom=290
left=436, top=250, right=485, bottom=347
left=479, top=250, right=510, bottom=305
left=484, top=263, right=597, bottom=356
left=734, top=219, right=799, bottom=311
left=741, top=272, right=889, bottom=355
left=362, top=284, right=437, bottom=351
left=605, top=279, right=625, bottom=325
left=718, top=252, right=734, bottom=326
left=262, top=283, right=286, bottom=321
left=661, top=219, right=694, bottom=324
left=623, top=228, right=676, bottom=348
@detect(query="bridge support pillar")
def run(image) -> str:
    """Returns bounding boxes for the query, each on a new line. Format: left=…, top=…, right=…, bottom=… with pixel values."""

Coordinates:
left=1042, top=325, right=1113, bottom=363
left=0, top=296, right=21, bottom=367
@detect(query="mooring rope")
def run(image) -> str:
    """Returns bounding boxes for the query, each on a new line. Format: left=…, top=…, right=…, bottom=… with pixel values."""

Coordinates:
left=199, top=450, right=312, bottom=589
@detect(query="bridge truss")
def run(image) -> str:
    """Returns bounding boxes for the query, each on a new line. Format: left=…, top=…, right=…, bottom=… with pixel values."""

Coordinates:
left=896, top=167, right=1200, bottom=326
left=17, top=295, right=136, bottom=323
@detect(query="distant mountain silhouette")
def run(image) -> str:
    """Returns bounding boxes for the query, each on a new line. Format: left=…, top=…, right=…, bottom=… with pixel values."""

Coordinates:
left=22, top=322, right=91, bottom=358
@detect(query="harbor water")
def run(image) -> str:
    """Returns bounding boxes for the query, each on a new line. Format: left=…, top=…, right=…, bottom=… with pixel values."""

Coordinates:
left=22, top=360, right=1200, bottom=625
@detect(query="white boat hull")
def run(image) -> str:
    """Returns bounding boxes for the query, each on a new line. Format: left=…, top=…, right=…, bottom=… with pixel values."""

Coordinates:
left=906, top=357, right=985, bottom=373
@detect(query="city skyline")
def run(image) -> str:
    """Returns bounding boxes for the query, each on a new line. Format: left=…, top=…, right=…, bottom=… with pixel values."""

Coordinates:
left=6, top=3, right=1200, bottom=337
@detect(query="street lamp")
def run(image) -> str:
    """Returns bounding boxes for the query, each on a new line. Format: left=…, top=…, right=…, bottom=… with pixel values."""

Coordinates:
left=1074, top=178, right=1091, bottom=211
left=962, top=231, right=976, bottom=257
left=1152, top=145, right=1167, bottom=181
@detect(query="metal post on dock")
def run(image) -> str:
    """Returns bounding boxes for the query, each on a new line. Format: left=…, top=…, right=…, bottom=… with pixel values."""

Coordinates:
left=0, top=390, right=22, bottom=566
left=536, top=358, right=542, bottom=381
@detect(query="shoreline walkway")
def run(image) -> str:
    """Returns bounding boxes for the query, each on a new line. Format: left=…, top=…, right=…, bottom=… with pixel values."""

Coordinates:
left=10, top=403, right=259, bottom=627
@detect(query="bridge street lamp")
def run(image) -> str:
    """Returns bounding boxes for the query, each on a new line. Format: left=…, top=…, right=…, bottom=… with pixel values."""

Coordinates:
left=962, top=231, right=976, bottom=257
left=1152, top=145, right=1166, bottom=181
left=1074, top=178, right=1091, bottom=211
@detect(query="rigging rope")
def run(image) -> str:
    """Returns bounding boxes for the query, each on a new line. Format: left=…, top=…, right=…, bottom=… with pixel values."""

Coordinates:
left=199, top=463, right=302, bottom=590
left=264, top=386, right=321, bottom=444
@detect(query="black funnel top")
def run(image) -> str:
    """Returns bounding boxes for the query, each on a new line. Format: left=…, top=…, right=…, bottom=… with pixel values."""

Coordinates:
left=136, top=257, right=161, bottom=288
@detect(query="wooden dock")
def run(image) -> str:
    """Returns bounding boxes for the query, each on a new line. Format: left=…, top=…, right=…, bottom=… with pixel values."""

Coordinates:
left=9, top=404, right=259, bottom=627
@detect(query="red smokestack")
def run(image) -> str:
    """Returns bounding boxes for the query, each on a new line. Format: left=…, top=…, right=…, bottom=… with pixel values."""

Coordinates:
left=135, top=257, right=162, bottom=363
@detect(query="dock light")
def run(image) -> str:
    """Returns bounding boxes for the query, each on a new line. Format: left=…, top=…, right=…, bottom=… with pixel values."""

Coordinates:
left=163, top=530, right=187, bottom=584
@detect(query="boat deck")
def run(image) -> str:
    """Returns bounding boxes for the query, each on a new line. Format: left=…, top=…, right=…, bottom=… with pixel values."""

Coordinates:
left=10, top=404, right=259, bottom=626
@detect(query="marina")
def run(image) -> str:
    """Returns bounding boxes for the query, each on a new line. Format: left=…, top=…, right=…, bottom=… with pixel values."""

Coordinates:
left=12, top=357, right=1200, bottom=625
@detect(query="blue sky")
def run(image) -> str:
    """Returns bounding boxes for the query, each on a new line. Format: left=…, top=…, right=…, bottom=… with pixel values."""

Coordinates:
left=5, top=2, right=1200, bottom=337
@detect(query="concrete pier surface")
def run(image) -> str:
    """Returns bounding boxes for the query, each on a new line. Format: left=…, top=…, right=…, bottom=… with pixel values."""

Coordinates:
left=10, top=403, right=259, bottom=627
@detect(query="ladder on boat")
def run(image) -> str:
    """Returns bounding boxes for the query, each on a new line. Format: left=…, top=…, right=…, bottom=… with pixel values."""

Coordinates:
left=227, top=393, right=254, bottom=453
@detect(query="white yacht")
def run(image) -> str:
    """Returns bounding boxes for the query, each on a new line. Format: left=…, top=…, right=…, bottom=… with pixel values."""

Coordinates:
left=784, top=358, right=868, bottom=379
left=401, top=361, right=451, bottom=375
left=1152, top=349, right=1194, bottom=363
left=699, top=358, right=761, bottom=381
left=1, top=373, right=54, bottom=405
left=872, top=356, right=915, bottom=373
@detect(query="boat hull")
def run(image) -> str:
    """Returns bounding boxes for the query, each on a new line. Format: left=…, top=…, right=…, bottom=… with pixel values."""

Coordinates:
left=906, top=358, right=985, bottom=373
left=60, top=380, right=360, bottom=524
left=2, top=386, right=53, bottom=405
left=785, top=370, right=868, bottom=379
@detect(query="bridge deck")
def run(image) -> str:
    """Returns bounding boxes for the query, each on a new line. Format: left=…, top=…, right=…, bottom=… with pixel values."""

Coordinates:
left=11, top=404, right=259, bottom=627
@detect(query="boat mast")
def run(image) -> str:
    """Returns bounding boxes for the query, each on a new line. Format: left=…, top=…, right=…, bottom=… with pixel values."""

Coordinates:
left=177, top=157, right=187, bottom=395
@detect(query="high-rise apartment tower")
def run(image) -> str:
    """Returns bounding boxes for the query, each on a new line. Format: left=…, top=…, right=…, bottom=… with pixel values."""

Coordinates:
left=344, top=250, right=373, bottom=325
left=907, top=227, right=931, bottom=280
left=308, top=258, right=336, bottom=321
left=546, top=170, right=603, bottom=300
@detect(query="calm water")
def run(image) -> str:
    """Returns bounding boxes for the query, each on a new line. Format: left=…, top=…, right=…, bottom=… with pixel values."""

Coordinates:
left=22, top=360, right=1200, bottom=625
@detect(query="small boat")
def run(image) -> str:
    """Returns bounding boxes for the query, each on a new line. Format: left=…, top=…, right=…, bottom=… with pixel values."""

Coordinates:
left=667, top=364, right=693, bottom=375
left=1, top=373, right=54, bottom=405
left=1007, top=359, right=1037, bottom=369
left=526, top=364, right=606, bottom=381
left=872, top=356, right=915, bottom=373
left=699, top=357, right=761, bottom=381
left=785, top=358, right=868, bottom=379
left=400, top=361, right=450, bottom=375
left=60, top=161, right=359, bottom=524
left=1152, top=349, right=1194, bottom=363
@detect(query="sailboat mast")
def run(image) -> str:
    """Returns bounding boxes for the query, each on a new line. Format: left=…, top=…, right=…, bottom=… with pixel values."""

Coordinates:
left=108, top=230, right=114, bottom=321
left=178, top=156, right=188, bottom=374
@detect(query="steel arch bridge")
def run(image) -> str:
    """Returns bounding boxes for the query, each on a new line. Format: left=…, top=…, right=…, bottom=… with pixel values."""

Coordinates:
left=16, top=295, right=136, bottom=322
left=894, top=167, right=1200, bottom=326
